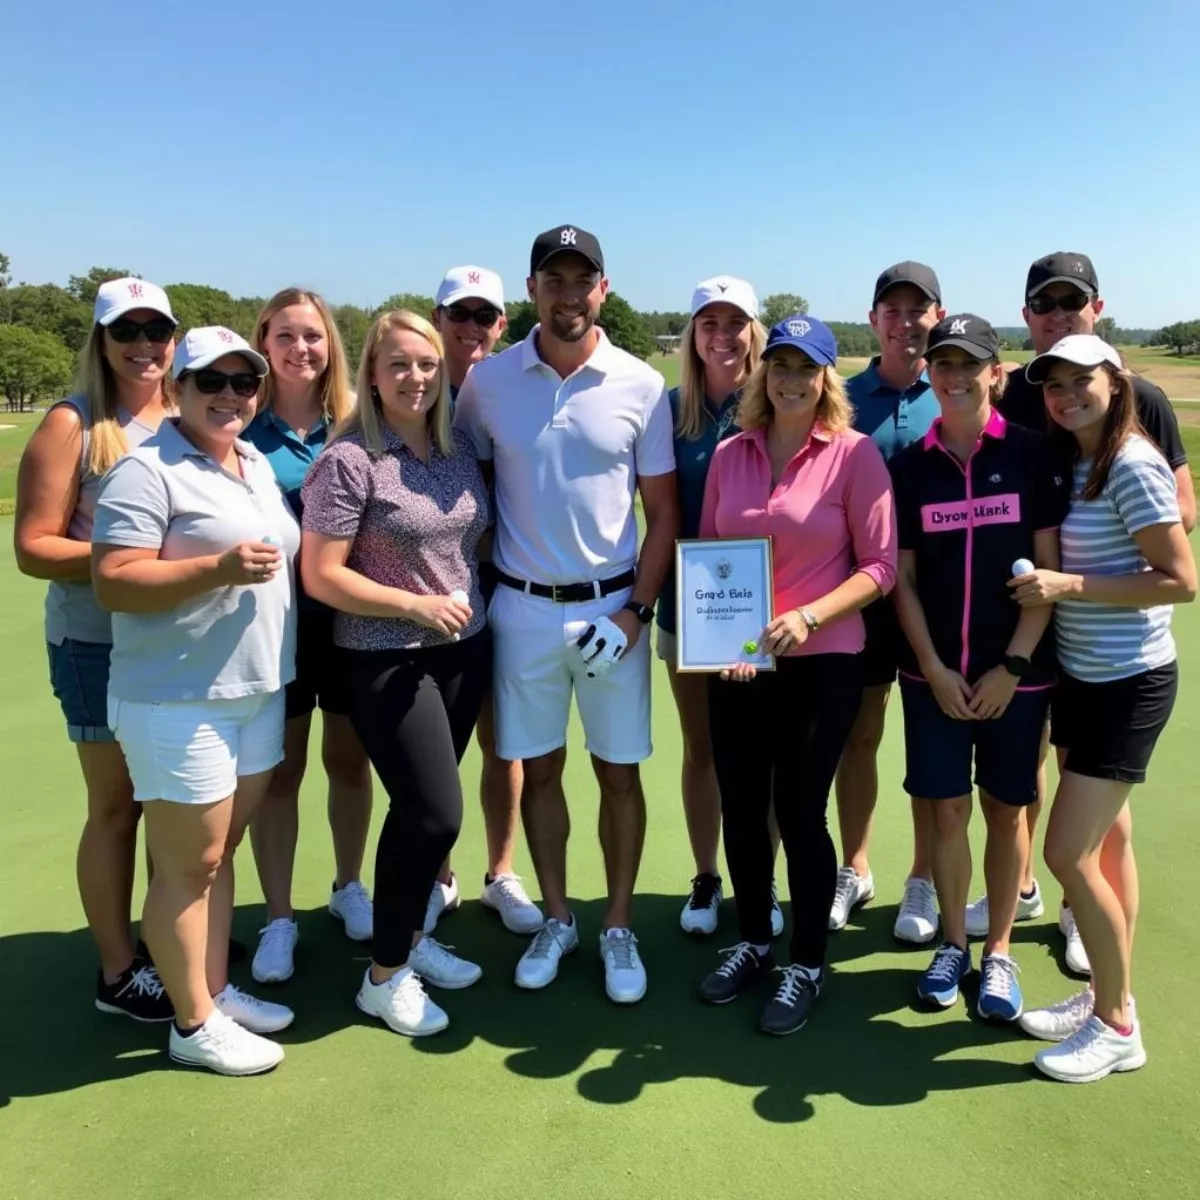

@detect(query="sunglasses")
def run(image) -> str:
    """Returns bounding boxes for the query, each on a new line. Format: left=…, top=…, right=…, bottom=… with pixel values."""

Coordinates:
left=1027, top=292, right=1092, bottom=316
left=107, top=317, right=177, bottom=344
left=443, top=304, right=502, bottom=328
left=184, top=369, right=262, bottom=398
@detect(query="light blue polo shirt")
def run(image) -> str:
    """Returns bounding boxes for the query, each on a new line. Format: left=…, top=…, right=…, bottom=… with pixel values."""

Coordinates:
left=846, top=358, right=940, bottom=464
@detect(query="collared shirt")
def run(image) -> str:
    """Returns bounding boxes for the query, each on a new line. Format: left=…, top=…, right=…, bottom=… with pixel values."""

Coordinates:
left=92, top=418, right=300, bottom=703
left=847, top=358, right=941, bottom=464
left=888, top=408, right=1069, bottom=686
left=301, top=426, right=490, bottom=651
left=1057, top=434, right=1180, bottom=682
left=242, top=407, right=329, bottom=520
left=699, top=425, right=897, bottom=657
left=657, top=386, right=740, bottom=633
left=1000, top=369, right=1188, bottom=469
left=454, top=327, right=675, bottom=584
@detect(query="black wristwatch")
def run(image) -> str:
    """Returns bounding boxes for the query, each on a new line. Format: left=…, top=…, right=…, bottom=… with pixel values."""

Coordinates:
left=623, top=601, right=654, bottom=626
left=1003, top=654, right=1032, bottom=679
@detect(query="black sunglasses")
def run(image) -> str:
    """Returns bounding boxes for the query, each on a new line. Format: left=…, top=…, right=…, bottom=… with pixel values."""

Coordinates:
left=443, top=303, right=502, bottom=327
left=107, top=316, right=177, bottom=344
left=183, top=368, right=262, bottom=398
left=1027, top=292, right=1092, bottom=316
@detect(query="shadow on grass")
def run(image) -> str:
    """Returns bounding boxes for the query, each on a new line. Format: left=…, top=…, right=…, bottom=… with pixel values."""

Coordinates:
left=1, top=893, right=1050, bottom=1118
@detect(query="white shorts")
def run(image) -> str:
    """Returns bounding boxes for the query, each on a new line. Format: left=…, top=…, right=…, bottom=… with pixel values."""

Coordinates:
left=489, top=583, right=652, bottom=764
left=108, top=691, right=286, bottom=805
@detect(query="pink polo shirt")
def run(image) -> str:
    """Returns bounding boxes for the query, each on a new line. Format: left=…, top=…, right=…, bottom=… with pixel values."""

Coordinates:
left=699, top=425, right=897, bottom=656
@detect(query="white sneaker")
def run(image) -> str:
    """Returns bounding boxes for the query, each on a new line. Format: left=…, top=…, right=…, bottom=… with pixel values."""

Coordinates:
left=423, top=875, right=460, bottom=935
left=481, top=873, right=544, bottom=934
left=409, top=936, right=483, bottom=990
left=964, top=881, right=1045, bottom=939
left=252, top=917, right=299, bottom=984
left=770, top=881, right=784, bottom=939
left=1020, top=987, right=1095, bottom=1042
left=169, top=1008, right=284, bottom=1076
left=356, top=966, right=448, bottom=1037
left=600, top=928, right=647, bottom=1004
left=680, top=872, right=723, bottom=936
left=514, top=917, right=579, bottom=990
left=829, top=867, right=875, bottom=931
left=213, top=983, right=295, bottom=1034
left=1060, top=906, right=1091, bottom=976
left=894, top=876, right=939, bottom=944
left=1035, top=1014, right=1146, bottom=1083
left=329, top=881, right=373, bottom=942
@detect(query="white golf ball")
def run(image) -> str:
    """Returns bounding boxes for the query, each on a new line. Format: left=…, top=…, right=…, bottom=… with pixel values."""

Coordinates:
left=450, top=589, right=469, bottom=605
left=1012, top=558, right=1035, bottom=577
left=261, top=534, right=282, bottom=547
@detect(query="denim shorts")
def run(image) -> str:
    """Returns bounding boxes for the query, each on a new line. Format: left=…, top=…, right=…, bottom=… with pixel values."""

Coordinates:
left=47, top=639, right=116, bottom=744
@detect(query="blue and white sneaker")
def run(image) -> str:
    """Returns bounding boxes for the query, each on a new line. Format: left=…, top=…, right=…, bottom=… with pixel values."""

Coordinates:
left=977, top=952, right=1023, bottom=1022
left=917, top=942, right=972, bottom=1007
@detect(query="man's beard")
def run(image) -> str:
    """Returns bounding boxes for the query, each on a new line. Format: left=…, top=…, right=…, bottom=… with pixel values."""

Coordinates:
left=549, top=309, right=596, bottom=342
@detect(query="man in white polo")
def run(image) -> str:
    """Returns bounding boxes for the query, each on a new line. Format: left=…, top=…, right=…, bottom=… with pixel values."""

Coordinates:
left=455, top=223, right=678, bottom=1003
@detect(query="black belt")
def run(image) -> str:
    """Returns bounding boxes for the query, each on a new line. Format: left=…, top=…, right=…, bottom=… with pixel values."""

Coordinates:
left=495, top=568, right=636, bottom=603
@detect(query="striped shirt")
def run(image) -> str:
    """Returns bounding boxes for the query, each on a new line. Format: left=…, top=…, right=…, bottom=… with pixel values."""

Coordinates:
left=1056, top=435, right=1180, bottom=682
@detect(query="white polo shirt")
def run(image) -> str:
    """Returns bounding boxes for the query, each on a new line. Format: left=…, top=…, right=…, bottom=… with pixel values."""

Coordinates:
left=454, top=327, right=675, bottom=584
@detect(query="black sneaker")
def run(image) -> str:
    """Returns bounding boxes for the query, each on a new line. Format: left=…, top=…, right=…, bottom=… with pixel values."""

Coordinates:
left=680, top=872, right=723, bottom=935
left=698, top=942, right=774, bottom=1005
left=760, top=965, right=823, bottom=1035
left=95, top=960, right=174, bottom=1023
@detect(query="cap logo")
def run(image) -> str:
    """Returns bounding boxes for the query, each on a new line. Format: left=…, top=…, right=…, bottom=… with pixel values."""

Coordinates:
left=717, top=283, right=728, bottom=293
left=467, top=270, right=480, bottom=284
left=127, top=282, right=144, bottom=298
left=560, top=228, right=578, bottom=246
left=786, top=319, right=811, bottom=337
left=217, top=329, right=234, bottom=343
left=949, top=318, right=970, bottom=335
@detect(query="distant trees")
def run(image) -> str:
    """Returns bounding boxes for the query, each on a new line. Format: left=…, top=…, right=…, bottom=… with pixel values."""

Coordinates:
left=1094, top=317, right=1118, bottom=344
left=1154, top=320, right=1200, bottom=356
left=760, top=293, right=810, bottom=327
left=0, top=326, right=74, bottom=410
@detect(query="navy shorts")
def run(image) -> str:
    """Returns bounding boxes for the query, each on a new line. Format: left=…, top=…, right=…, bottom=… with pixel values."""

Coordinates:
left=1051, top=663, right=1177, bottom=784
left=899, top=676, right=1051, bottom=807
left=860, top=597, right=901, bottom=688
left=47, top=638, right=116, bottom=744
left=285, top=608, right=352, bottom=721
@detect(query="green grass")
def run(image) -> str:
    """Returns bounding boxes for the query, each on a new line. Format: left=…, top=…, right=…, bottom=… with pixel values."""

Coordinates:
left=2, top=518, right=1199, bottom=1199
left=0, top=412, right=39, bottom=516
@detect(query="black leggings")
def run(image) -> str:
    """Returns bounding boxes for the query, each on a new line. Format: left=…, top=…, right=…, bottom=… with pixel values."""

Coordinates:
left=709, top=653, right=864, bottom=969
left=343, top=631, right=491, bottom=968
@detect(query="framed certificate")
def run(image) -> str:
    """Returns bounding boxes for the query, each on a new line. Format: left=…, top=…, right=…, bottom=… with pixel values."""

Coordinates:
left=675, top=537, right=775, bottom=672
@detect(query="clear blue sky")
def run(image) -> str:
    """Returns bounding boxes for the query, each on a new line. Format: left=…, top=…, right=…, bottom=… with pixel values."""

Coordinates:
left=4, top=0, right=1198, bottom=327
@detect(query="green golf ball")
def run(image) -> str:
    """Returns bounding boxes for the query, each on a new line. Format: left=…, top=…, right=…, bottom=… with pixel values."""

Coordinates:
left=743, top=640, right=759, bottom=654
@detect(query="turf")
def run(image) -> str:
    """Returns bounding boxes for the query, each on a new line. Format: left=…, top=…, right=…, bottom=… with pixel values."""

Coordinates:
left=1, top=519, right=1199, bottom=1199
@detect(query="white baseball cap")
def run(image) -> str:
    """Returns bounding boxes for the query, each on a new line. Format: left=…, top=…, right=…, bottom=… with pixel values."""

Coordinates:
left=172, top=327, right=269, bottom=379
left=435, top=266, right=505, bottom=310
left=1025, top=334, right=1122, bottom=384
left=94, top=277, right=175, bottom=326
left=690, top=275, right=759, bottom=320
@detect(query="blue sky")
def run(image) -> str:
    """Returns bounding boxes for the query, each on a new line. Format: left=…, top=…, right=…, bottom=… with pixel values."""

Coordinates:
left=3, top=0, right=1198, bottom=327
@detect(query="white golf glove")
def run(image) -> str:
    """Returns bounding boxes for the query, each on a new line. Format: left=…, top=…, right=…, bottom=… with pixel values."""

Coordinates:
left=576, top=614, right=628, bottom=678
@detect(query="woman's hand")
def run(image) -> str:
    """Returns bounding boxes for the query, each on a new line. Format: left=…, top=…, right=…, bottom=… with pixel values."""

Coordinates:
left=1010, top=569, right=1077, bottom=607
left=968, top=664, right=1018, bottom=720
left=410, top=593, right=472, bottom=638
left=762, top=609, right=811, bottom=657
left=925, top=661, right=976, bottom=720
left=719, top=661, right=758, bottom=683
left=216, top=541, right=282, bottom=585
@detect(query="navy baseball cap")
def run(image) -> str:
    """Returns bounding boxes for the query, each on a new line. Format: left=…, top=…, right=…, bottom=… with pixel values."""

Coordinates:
left=530, top=225, right=604, bottom=276
left=1025, top=252, right=1097, bottom=299
left=925, top=313, right=999, bottom=360
left=872, top=261, right=942, bottom=307
left=763, top=315, right=838, bottom=366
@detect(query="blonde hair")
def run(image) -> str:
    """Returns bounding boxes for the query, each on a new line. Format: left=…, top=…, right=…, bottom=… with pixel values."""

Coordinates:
left=75, top=323, right=176, bottom=477
left=736, top=358, right=853, bottom=435
left=332, top=310, right=452, bottom=457
left=676, top=313, right=767, bottom=440
left=253, top=288, right=353, bottom=423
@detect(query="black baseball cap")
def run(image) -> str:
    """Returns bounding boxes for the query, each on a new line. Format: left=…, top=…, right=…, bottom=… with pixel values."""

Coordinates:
left=1025, top=252, right=1098, bottom=299
left=872, top=261, right=942, bottom=307
left=530, top=225, right=604, bottom=276
left=925, top=313, right=999, bottom=360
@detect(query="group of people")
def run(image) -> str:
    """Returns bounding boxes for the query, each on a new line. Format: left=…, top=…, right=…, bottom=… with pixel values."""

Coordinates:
left=13, top=230, right=1193, bottom=1087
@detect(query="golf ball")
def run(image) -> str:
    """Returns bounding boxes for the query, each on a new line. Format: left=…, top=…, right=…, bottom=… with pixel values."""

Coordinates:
left=261, top=534, right=282, bottom=547
left=1011, top=558, right=1035, bottom=577
left=450, top=589, right=469, bottom=605
left=743, top=640, right=759, bottom=654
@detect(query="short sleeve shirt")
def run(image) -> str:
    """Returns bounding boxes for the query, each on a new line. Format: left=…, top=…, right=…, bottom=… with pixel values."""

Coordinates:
left=301, top=426, right=491, bottom=651
left=92, top=419, right=301, bottom=703
left=1056, top=435, right=1180, bottom=682
left=453, top=327, right=675, bottom=584
left=847, top=359, right=941, bottom=464
left=888, top=409, right=1069, bottom=686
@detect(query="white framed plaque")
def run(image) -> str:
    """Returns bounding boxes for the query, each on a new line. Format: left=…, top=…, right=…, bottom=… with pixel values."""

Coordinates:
left=675, top=537, right=775, bottom=672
